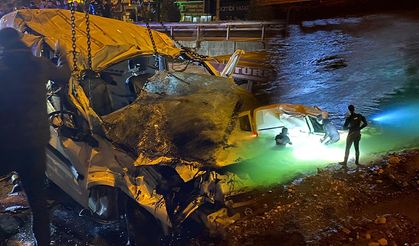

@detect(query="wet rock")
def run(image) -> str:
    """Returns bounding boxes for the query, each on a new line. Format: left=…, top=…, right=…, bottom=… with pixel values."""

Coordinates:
left=4, top=205, right=28, bottom=213
left=375, top=217, right=387, bottom=224
left=244, top=208, right=253, bottom=216
left=0, top=214, right=21, bottom=236
left=378, top=238, right=388, bottom=246
left=342, top=227, right=351, bottom=235
left=387, top=156, right=401, bottom=165
left=316, top=55, right=348, bottom=71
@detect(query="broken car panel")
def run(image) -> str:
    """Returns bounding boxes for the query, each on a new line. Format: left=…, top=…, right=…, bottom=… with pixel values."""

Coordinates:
left=0, top=9, right=256, bottom=236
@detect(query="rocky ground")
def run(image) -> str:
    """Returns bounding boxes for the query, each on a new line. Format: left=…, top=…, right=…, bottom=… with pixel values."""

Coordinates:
left=0, top=149, right=418, bottom=246
left=221, top=149, right=419, bottom=246
left=0, top=178, right=127, bottom=246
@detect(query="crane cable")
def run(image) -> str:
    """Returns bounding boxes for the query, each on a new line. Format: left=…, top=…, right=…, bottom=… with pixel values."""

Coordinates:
left=69, top=0, right=94, bottom=101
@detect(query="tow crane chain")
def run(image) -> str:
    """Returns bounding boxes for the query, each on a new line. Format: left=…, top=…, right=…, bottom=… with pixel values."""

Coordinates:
left=69, top=1, right=78, bottom=73
left=69, top=0, right=94, bottom=100
left=84, top=0, right=93, bottom=70
left=139, top=1, right=208, bottom=67
left=146, top=21, right=158, bottom=56
left=140, top=0, right=160, bottom=69
left=158, top=22, right=208, bottom=62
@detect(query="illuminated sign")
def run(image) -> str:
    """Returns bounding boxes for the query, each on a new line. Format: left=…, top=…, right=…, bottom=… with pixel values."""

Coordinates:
left=176, top=1, right=205, bottom=14
left=219, top=0, right=249, bottom=20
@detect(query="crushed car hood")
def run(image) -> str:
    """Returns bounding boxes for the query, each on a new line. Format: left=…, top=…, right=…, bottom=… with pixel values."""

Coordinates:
left=102, top=71, right=256, bottom=168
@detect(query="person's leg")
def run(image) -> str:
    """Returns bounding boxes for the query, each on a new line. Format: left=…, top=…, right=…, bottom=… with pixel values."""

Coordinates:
left=343, top=134, right=355, bottom=164
left=17, top=148, right=50, bottom=246
left=354, top=134, right=361, bottom=165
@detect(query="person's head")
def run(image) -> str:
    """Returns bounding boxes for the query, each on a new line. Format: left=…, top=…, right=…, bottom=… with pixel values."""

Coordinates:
left=348, top=105, right=355, bottom=114
left=0, top=28, right=25, bottom=49
left=281, top=127, right=288, bottom=134
left=317, top=111, right=329, bottom=124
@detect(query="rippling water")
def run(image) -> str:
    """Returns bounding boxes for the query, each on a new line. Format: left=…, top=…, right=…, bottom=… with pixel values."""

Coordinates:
left=260, top=11, right=419, bottom=121
left=236, top=10, right=419, bottom=186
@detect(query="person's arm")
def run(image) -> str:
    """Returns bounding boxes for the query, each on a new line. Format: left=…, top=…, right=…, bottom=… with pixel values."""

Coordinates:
left=343, top=116, right=350, bottom=130
left=286, top=136, right=292, bottom=145
left=360, top=115, right=368, bottom=130
left=38, top=56, right=71, bottom=85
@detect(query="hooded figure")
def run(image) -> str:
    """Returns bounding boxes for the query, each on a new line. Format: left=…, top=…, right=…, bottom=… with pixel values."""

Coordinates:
left=0, top=27, right=70, bottom=246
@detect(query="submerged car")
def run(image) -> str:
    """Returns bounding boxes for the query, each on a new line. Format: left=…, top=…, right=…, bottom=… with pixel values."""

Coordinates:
left=1, top=9, right=256, bottom=244
left=238, top=103, right=346, bottom=145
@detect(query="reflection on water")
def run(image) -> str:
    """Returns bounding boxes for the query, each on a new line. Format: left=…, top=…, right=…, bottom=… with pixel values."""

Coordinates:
left=261, top=11, right=419, bottom=119
left=236, top=11, right=419, bottom=187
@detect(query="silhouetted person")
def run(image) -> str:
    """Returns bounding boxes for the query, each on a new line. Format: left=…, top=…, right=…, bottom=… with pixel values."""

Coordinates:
left=340, top=105, right=368, bottom=166
left=275, top=127, right=292, bottom=146
left=0, top=28, right=70, bottom=246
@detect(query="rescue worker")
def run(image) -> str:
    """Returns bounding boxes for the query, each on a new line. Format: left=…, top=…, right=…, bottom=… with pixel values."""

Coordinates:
left=340, top=105, right=368, bottom=166
left=319, top=112, right=340, bottom=145
left=275, top=127, right=292, bottom=146
left=0, top=28, right=70, bottom=246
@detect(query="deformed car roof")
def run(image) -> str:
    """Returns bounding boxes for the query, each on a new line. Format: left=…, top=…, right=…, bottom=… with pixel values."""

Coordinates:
left=254, top=103, right=324, bottom=117
left=0, top=9, right=181, bottom=71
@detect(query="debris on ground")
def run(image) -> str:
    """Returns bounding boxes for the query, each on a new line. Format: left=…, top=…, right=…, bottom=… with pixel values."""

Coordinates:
left=223, top=149, right=419, bottom=245
left=0, top=149, right=418, bottom=245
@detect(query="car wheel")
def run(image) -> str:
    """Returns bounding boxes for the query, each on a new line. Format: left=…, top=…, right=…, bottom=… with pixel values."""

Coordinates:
left=125, top=199, right=163, bottom=246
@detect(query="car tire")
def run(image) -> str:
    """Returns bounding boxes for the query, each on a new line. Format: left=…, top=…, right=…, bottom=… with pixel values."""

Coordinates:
left=125, top=199, right=163, bottom=246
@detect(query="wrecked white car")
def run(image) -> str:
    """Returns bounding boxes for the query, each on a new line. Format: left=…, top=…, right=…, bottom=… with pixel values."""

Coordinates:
left=238, top=103, right=346, bottom=145
left=1, top=9, right=256, bottom=244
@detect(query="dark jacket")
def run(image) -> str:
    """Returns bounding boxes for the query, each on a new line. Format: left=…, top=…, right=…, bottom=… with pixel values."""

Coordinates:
left=343, top=113, right=368, bottom=134
left=275, top=133, right=291, bottom=146
left=0, top=45, right=70, bottom=150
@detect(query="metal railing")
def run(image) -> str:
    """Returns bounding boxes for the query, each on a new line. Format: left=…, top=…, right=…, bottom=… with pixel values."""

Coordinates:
left=136, top=21, right=284, bottom=41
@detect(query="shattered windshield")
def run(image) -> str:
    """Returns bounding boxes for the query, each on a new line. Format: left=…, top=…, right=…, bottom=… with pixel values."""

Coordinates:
left=81, top=55, right=164, bottom=116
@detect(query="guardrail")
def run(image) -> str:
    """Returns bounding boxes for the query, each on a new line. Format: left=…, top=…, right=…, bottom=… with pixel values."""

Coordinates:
left=136, top=21, right=284, bottom=41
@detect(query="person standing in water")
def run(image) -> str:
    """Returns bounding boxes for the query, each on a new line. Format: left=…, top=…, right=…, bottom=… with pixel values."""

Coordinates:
left=340, top=105, right=368, bottom=166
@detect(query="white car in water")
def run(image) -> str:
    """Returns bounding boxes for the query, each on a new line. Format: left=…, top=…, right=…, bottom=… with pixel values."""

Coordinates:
left=238, top=103, right=346, bottom=145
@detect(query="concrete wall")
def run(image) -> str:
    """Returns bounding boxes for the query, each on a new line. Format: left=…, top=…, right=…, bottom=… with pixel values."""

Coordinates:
left=178, top=40, right=266, bottom=56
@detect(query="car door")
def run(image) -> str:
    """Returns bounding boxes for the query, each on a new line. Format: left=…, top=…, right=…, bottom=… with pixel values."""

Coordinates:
left=46, top=94, right=91, bottom=207
left=305, top=115, right=325, bottom=138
